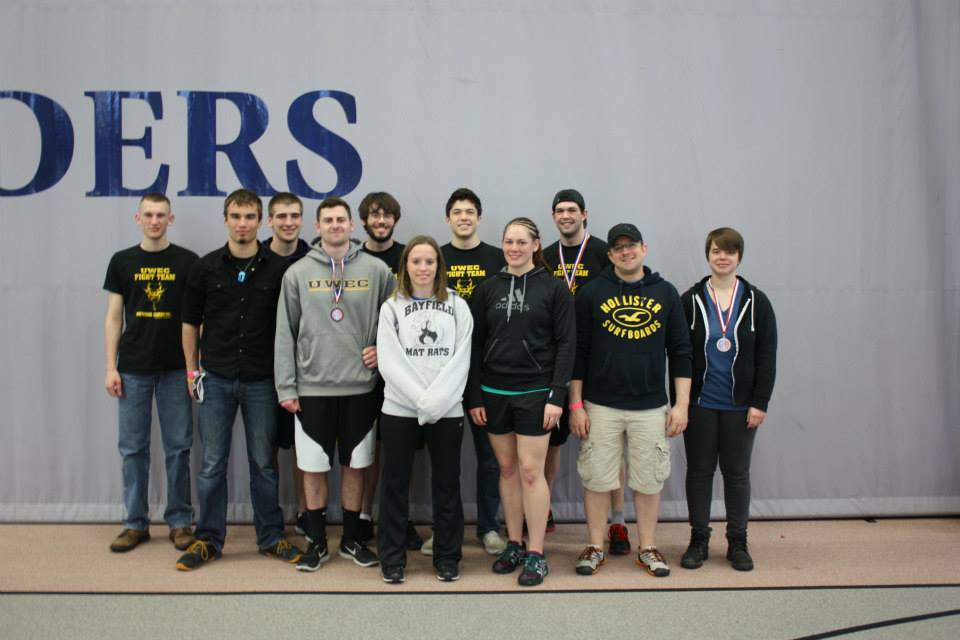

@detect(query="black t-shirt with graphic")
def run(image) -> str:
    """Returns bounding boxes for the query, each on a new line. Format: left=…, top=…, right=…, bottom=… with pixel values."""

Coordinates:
left=542, top=235, right=610, bottom=296
left=441, top=241, right=505, bottom=301
left=103, top=243, right=199, bottom=373
left=362, top=241, right=405, bottom=275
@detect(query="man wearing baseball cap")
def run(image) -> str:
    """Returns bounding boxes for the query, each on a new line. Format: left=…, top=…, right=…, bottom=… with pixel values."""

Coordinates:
left=567, top=223, right=692, bottom=578
left=541, top=189, right=614, bottom=538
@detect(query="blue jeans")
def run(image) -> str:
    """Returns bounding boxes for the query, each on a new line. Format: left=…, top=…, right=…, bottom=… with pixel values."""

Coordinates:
left=117, top=371, right=193, bottom=531
left=467, top=413, right=501, bottom=536
left=194, top=372, right=284, bottom=551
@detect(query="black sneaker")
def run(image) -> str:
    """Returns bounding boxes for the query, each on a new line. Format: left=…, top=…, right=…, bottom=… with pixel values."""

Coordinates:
left=726, top=533, right=754, bottom=571
left=358, top=518, right=375, bottom=545
left=295, top=541, right=330, bottom=572
left=681, top=527, right=711, bottom=570
left=175, top=539, right=220, bottom=571
left=436, top=561, right=460, bottom=582
left=492, top=540, right=526, bottom=574
left=261, top=538, right=304, bottom=564
left=545, top=510, right=557, bottom=533
left=382, top=565, right=405, bottom=584
left=294, top=511, right=308, bottom=538
left=339, top=540, right=380, bottom=567
left=405, top=520, right=423, bottom=551
left=518, top=551, right=549, bottom=586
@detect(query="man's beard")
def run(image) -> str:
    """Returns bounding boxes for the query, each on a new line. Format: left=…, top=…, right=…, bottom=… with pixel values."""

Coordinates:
left=365, top=223, right=394, bottom=243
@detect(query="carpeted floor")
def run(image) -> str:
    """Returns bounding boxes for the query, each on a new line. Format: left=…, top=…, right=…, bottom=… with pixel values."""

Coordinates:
left=3, top=518, right=958, bottom=593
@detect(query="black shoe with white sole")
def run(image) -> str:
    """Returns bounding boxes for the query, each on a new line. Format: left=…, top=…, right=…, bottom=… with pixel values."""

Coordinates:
left=339, top=540, right=380, bottom=567
left=295, top=542, right=330, bottom=572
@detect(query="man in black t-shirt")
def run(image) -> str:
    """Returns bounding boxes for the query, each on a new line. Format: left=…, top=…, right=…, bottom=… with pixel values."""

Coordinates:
left=263, top=192, right=311, bottom=538
left=541, top=189, right=629, bottom=553
left=356, top=191, right=413, bottom=548
left=440, top=187, right=508, bottom=557
left=175, top=189, right=303, bottom=571
left=103, top=192, right=198, bottom=553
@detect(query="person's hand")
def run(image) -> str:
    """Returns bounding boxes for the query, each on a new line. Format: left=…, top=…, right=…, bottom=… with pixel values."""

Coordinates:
left=361, top=345, right=378, bottom=369
left=469, top=407, right=487, bottom=426
left=666, top=403, right=689, bottom=437
left=281, top=398, right=301, bottom=414
left=542, top=403, right=563, bottom=431
left=105, top=370, right=122, bottom=397
left=746, top=407, right=766, bottom=428
left=569, top=407, right=590, bottom=438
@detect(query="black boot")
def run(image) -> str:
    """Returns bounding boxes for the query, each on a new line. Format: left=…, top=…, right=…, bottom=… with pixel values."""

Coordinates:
left=726, top=532, right=753, bottom=571
left=681, top=526, right=711, bottom=569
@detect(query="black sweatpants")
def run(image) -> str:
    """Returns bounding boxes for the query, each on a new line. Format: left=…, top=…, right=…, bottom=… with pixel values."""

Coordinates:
left=377, top=414, right=464, bottom=568
left=683, top=405, right=757, bottom=536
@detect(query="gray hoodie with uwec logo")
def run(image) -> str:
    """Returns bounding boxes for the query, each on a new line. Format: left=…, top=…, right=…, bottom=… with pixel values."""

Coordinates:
left=274, top=239, right=395, bottom=401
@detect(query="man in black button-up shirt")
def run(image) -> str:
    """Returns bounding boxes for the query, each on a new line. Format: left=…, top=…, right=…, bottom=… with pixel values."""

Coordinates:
left=176, top=189, right=303, bottom=571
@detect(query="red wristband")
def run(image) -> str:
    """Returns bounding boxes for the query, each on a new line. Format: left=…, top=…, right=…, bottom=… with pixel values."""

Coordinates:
left=568, top=401, right=584, bottom=411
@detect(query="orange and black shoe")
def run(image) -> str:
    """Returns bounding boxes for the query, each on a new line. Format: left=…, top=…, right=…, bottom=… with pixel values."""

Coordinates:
left=176, top=539, right=220, bottom=571
left=261, top=538, right=303, bottom=564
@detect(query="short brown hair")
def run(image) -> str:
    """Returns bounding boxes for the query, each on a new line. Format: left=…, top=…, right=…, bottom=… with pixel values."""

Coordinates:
left=223, top=188, right=262, bottom=220
left=316, top=196, right=351, bottom=221
left=268, top=192, right=302, bottom=217
left=359, top=192, right=401, bottom=223
left=395, top=235, right=449, bottom=303
left=705, top=227, right=744, bottom=261
left=140, top=192, right=170, bottom=207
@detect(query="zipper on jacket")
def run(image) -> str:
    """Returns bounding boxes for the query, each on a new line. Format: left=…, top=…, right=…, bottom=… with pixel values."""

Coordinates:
left=521, top=339, right=544, bottom=371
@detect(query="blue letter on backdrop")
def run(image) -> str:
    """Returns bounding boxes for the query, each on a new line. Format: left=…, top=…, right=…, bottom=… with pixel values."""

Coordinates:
left=0, top=91, right=74, bottom=196
left=85, top=91, right=169, bottom=197
left=286, top=91, right=362, bottom=198
left=177, top=91, right=276, bottom=197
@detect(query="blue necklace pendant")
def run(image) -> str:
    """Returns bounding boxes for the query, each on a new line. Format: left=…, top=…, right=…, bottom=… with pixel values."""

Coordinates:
left=237, top=271, right=246, bottom=283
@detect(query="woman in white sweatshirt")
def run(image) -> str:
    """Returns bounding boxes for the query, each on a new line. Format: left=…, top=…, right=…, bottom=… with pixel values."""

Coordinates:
left=375, top=235, right=473, bottom=584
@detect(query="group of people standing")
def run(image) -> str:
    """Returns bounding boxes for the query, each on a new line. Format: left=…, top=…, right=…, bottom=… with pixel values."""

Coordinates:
left=103, top=186, right=777, bottom=586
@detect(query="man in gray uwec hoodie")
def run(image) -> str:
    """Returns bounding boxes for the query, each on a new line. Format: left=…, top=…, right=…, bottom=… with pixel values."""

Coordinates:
left=274, top=197, right=394, bottom=571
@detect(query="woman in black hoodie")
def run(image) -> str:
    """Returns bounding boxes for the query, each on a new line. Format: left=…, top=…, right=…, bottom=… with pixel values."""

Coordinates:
left=467, top=217, right=575, bottom=587
left=679, top=227, right=777, bottom=572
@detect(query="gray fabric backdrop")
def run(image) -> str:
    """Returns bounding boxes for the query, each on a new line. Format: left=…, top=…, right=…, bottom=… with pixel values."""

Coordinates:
left=1, top=0, right=957, bottom=523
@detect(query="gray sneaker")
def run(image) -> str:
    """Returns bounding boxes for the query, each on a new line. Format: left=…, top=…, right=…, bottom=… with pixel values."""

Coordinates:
left=481, top=530, right=507, bottom=555
left=575, top=545, right=606, bottom=575
left=421, top=534, right=434, bottom=556
left=637, top=546, right=670, bottom=577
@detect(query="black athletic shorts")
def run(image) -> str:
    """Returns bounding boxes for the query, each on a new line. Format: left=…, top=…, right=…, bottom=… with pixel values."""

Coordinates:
left=296, top=390, right=381, bottom=471
left=483, top=390, right=552, bottom=437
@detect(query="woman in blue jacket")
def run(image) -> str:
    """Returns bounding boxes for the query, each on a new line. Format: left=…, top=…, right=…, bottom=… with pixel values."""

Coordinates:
left=680, top=227, right=777, bottom=572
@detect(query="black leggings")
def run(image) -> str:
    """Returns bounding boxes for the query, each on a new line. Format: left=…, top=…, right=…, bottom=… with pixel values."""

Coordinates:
left=683, top=405, right=757, bottom=536
left=377, top=414, right=464, bottom=568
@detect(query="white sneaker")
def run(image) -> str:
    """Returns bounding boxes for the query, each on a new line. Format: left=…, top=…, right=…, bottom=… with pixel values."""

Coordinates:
left=481, top=530, right=507, bottom=555
left=421, top=534, right=434, bottom=556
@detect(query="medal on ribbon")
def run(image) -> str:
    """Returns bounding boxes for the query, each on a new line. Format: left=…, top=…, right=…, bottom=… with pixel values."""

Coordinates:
left=560, top=233, right=590, bottom=293
left=708, top=279, right=739, bottom=353
left=330, top=256, right=346, bottom=322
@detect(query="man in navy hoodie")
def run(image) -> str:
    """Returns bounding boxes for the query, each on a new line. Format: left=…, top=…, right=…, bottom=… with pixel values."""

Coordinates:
left=568, top=223, right=692, bottom=578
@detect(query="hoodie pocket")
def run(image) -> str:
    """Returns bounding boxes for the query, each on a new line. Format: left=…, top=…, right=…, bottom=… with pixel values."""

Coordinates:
left=593, top=351, right=661, bottom=396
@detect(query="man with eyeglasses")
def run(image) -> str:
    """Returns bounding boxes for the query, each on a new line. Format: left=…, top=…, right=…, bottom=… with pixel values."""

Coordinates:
left=176, top=189, right=304, bottom=571
left=541, top=189, right=614, bottom=539
left=567, top=223, right=692, bottom=579
left=355, top=191, right=420, bottom=550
